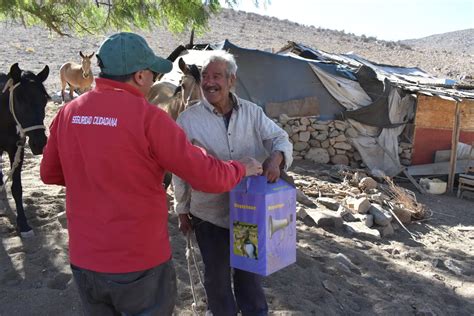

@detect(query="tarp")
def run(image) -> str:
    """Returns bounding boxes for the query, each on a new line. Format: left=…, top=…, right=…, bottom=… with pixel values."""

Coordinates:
left=350, top=89, right=416, bottom=176
left=160, top=40, right=469, bottom=176
left=162, top=40, right=346, bottom=120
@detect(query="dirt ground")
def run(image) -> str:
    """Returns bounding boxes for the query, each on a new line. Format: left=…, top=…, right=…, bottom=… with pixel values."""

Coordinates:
left=1, top=114, right=473, bottom=315
left=1, top=17, right=473, bottom=316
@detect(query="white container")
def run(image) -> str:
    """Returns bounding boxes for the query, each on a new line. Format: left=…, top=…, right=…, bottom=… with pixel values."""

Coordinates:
left=419, top=178, right=447, bottom=194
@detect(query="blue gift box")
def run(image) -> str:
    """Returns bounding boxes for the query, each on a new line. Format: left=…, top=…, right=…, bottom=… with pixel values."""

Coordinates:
left=229, top=176, right=296, bottom=276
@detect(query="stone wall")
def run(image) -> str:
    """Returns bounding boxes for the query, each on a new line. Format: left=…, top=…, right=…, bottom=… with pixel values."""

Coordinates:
left=399, top=142, right=413, bottom=166
left=275, top=114, right=413, bottom=167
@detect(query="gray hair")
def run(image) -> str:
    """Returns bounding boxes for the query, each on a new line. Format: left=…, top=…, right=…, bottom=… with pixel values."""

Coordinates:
left=202, top=50, right=238, bottom=77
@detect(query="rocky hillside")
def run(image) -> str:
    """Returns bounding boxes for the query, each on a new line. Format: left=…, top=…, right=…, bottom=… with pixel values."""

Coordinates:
left=1, top=8, right=472, bottom=93
left=402, top=28, right=474, bottom=55
left=197, top=9, right=473, bottom=80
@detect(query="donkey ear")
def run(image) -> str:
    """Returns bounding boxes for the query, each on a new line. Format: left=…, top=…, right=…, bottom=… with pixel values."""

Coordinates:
left=173, top=85, right=182, bottom=96
left=9, top=63, right=21, bottom=82
left=37, top=65, right=50, bottom=82
left=80, top=51, right=85, bottom=58
left=178, top=58, right=188, bottom=74
left=89, top=52, right=95, bottom=58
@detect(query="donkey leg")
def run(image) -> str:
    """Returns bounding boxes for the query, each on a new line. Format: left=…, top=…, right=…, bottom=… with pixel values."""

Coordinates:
left=9, top=149, right=33, bottom=237
left=69, top=84, right=75, bottom=100
left=60, top=75, right=67, bottom=103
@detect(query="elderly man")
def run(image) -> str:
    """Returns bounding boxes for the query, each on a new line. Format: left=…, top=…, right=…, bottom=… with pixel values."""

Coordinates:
left=40, top=33, right=262, bottom=316
left=174, top=50, right=293, bottom=316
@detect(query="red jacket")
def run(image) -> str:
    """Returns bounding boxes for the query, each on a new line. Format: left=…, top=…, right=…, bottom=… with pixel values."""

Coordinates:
left=40, top=78, right=245, bottom=273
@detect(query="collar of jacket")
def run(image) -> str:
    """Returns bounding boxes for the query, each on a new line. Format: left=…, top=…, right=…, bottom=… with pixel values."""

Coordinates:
left=94, top=78, right=144, bottom=98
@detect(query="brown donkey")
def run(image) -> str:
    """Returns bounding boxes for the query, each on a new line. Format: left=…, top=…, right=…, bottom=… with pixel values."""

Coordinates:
left=59, top=51, right=94, bottom=102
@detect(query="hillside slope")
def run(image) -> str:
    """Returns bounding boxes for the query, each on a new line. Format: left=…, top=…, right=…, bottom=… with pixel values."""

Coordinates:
left=402, top=29, right=474, bottom=55
left=0, top=8, right=472, bottom=92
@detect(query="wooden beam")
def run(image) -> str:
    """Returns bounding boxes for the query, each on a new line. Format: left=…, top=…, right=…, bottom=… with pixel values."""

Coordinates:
left=407, top=160, right=471, bottom=176
left=448, top=101, right=462, bottom=192
left=402, top=168, right=427, bottom=194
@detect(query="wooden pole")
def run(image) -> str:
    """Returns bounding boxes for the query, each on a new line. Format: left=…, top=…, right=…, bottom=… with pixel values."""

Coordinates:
left=448, top=100, right=461, bottom=192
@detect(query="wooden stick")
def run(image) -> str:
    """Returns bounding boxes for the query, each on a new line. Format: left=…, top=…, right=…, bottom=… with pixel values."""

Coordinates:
left=448, top=100, right=461, bottom=192
left=386, top=203, right=418, bottom=240
left=402, top=168, right=427, bottom=194
left=375, top=139, right=426, bottom=194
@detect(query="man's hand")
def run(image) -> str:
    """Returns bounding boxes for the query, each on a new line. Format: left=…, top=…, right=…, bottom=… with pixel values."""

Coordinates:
left=178, top=214, right=193, bottom=235
left=262, top=151, right=284, bottom=183
left=239, top=157, right=263, bottom=176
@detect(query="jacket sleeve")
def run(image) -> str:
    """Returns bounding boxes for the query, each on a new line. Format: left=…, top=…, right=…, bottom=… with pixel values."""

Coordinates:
left=146, top=109, right=245, bottom=193
left=40, top=112, right=65, bottom=186
left=172, top=174, right=191, bottom=214
left=255, top=106, right=293, bottom=170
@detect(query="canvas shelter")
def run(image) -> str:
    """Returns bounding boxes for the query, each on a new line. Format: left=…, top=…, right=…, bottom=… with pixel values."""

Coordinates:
left=161, top=40, right=474, bottom=177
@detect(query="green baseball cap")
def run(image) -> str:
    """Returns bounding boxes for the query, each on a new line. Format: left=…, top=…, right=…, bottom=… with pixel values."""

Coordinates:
left=97, top=32, right=172, bottom=76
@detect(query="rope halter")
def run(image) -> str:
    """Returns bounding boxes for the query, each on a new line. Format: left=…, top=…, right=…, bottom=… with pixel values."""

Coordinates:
left=2, top=78, right=46, bottom=139
left=181, top=80, right=201, bottom=108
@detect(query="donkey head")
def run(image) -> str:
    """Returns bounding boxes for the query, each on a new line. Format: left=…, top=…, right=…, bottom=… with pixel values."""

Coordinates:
left=177, top=58, right=201, bottom=107
left=8, top=63, right=50, bottom=155
left=79, top=51, right=95, bottom=79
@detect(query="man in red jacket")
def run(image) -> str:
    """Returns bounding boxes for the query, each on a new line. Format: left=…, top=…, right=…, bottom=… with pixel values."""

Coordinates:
left=40, top=32, right=262, bottom=316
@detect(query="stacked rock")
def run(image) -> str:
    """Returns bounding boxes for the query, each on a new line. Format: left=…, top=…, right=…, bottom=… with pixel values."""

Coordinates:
left=275, top=114, right=362, bottom=168
left=399, top=142, right=413, bottom=166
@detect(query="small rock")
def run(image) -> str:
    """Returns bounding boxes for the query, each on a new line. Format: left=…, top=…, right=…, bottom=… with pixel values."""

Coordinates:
left=345, top=197, right=371, bottom=214
left=359, top=177, right=378, bottom=191
left=441, top=259, right=464, bottom=276
left=334, top=121, right=346, bottom=131
left=298, top=131, right=311, bottom=142
left=352, top=171, right=367, bottom=184
left=344, top=222, right=381, bottom=240
left=279, top=114, right=290, bottom=124
left=375, top=223, right=394, bottom=237
left=313, top=123, right=329, bottom=131
left=334, top=253, right=361, bottom=275
left=365, top=214, right=374, bottom=227
left=333, top=142, right=352, bottom=150
left=306, top=209, right=343, bottom=228
left=369, top=204, right=393, bottom=226
left=315, top=132, right=329, bottom=141
left=300, top=117, right=310, bottom=126
left=316, top=197, right=340, bottom=211
left=338, top=205, right=357, bottom=222
left=296, top=207, right=308, bottom=220
left=296, top=190, right=316, bottom=207
left=330, top=154, right=349, bottom=166
left=293, top=141, right=308, bottom=151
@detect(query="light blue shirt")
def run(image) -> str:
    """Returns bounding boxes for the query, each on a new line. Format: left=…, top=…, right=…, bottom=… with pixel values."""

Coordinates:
left=173, top=93, right=293, bottom=228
